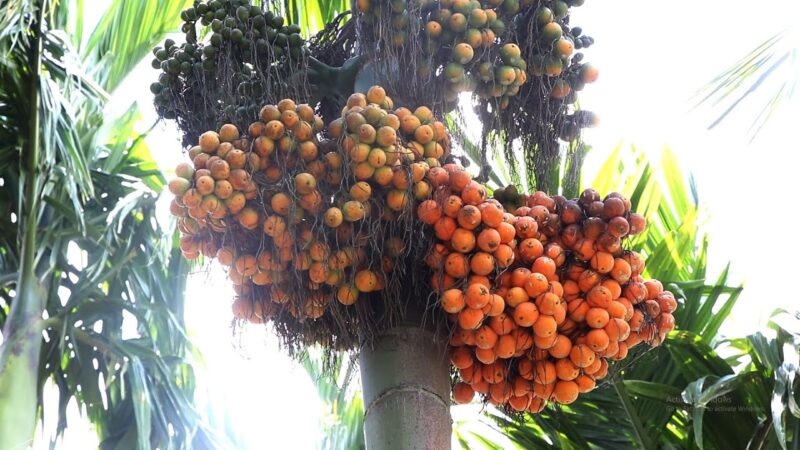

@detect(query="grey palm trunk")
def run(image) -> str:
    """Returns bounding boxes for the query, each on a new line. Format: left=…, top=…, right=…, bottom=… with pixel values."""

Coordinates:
left=359, top=325, right=452, bottom=450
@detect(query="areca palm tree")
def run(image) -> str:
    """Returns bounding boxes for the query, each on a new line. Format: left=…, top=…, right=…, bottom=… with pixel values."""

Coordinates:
left=0, top=1, right=219, bottom=448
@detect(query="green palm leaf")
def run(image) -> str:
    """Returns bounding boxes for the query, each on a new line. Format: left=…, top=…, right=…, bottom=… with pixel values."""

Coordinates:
left=694, top=27, right=799, bottom=140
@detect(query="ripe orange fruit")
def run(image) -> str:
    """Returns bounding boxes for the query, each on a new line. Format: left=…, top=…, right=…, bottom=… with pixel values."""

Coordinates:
left=477, top=228, right=501, bottom=252
left=450, top=346, right=474, bottom=369
left=532, top=314, right=557, bottom=338
left=534, top=360, right=557, bottom=385
left=535, top=292, right=561, bottom=315
left=512, top=328, right=534, bottom=352
left=610, top=258, right=632, bottom=283
left=487, top=294, right=505, bottom=317
left=590, top=251, right=614, bottom=274
left=480, top=202, right=503, bottom=227
left=522, top=272, right=548, bottom=298
left=270, top=192, right=291, bottom=215
left=510, top=268, right=532, bottom=287
left=607, top=216, right=630, bottom=238
left=553, top=380, right=579, bottom=404
left=533, top=333, right=558, bottom=350
left=493, top=244, right=515, bottom=268
left=504, top=287, right=528, bottom=308
left=457, top=205, right=482, bottom=230
left=623, top=281, right=647, bottom=304
left=496, top=221, right=516, bottom=243
left=354, top=270, right=378, bottom=292
left=237, top=207, right=260, bottom=230
left=531, top=256, right=557, bottom=280
left=465, top=283, right=492, bottom=309
left=586, top=307, right=610, bottom=329
left=554, top=358, right=579, bottom=382
left=586, top=328, right=610, bottom=352
left=645, top=279, right=664, bottom=299
left=451, top=228, right=477, bottom=253
left=489, top=312, right=516, bottom=335
left=569, top=343, right=596, bottom=368
left=470, top=252, right=495, bottom=275
left=435, top=216, right=458, bottom=241
left=459, top=363, right=483, bottom=384
left=606, top=300, right=627, bottom=319
left=458, top=307, right=485, bottom=330
left=511, top=375, right=533, bottom=399
left=612, top=342, right=629, bottom=360
left=518, top=238, right=544, bottom=262
left=574, top=374, right=596, bottom=393
left=605, top=317, right=631, bottom=342
left=414, top=124, right=435, bottom=144
left=628, top=212, right=646, bottom=234
left=417, top=199, right=443, bottom=225
left=657, top=292, right=678, bottom=314
left=548, top=334, right=572, bottom=358
left=474, top=346, right=498, bottom=365
left=587, top=285, right=612, bottom=308
left=577, top=269, right=601, bottom=292
left=514, top=216, right=538, bottom=238
left=657, top=312, right=676, bottom=332
left=461, top=181, right=486, bottom=205
left=475, top=325, right=499, bottom=349
left=512, top=301, right=539, bottom=327
left=453, top=382, right=475, bottom=404
left=441, top=289, right=465, bottom=314
left=495, top=334, right=517, bottom=359
left=445, top=253, right=469, bottom=278
left=482, top=362, right=507, bottom=384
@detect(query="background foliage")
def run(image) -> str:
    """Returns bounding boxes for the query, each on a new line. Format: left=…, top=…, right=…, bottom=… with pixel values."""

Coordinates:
left=0, top=1, right=219, bottom=448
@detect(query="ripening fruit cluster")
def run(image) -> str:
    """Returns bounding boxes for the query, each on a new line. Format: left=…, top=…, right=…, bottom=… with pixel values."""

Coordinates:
left=416, top=171, right=677, bottom=411
left=167, top=86, right=676, bottom=412
left=328, top=85, right=452, bottom=186
left=521, top=1, right=599, bottom=141
left=422, top=0, right=528, bottom=106
left=168, top=123, right=260, bottom=249
left=168, top=98, right=343, bottom=322
left=168, top=87, right=454, bottom=324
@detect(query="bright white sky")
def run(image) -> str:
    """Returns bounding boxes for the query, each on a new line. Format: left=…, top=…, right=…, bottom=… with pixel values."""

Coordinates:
left=39, top=1, right=800, bottom=448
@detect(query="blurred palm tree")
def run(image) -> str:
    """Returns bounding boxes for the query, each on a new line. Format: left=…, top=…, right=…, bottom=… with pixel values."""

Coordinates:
left=0, top=0, right=219, bottom=448
left=694, top=26, right=798, bottom=140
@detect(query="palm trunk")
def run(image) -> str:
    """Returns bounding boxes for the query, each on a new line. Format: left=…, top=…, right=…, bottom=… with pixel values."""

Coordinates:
left=359, top=324, right=452, bottom=450
left=0, top=3, right=47, bottom=448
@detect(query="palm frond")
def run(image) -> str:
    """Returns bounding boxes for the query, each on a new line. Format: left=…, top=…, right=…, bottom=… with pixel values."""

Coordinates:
left=81, top=0, right=192, bottom=93
left=693, top=27, right=799, bottom=141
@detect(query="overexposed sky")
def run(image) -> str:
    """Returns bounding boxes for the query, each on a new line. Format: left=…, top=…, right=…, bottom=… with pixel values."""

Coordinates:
left=574, top=0, right=800, bottom=336
left=42, top=1, right=800, bottom=448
